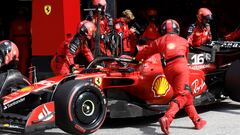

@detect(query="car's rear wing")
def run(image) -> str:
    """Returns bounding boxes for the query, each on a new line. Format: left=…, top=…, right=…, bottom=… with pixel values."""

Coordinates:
left=205, top=41, right=240, bottom=49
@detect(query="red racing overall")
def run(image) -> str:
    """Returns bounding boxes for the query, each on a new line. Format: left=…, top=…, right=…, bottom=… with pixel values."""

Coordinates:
left=187, top=23, right=212, bottom=47
left=187, top=8, right=213, bottom=47
left=142, top=21, right=161, bottom=44
left=114, top=17, right=136, bottom=56
left=92, top=15, right=112, bottom=56
left=51, top=36, right=93, bottom=76
left=136, top=33, right=206, bottom=134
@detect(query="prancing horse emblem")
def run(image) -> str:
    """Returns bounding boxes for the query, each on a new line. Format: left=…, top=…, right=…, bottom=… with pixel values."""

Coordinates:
left=44, top=5, right=52, bottom=16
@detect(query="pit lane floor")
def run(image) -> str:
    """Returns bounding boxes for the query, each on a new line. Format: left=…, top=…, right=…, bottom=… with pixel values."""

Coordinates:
left=1, top=99, right=240, bottom=135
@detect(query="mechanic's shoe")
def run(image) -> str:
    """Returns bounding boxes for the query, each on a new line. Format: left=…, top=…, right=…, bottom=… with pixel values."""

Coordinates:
left=159, top=116, right=170, bottom=135
left=194, top=118, right=207, bottom=130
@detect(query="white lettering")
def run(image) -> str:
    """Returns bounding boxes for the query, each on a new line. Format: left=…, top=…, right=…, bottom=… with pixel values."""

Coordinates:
left=191, top=79, right=206, bottom=94
left=4, top=97, right=25, bottom=110
left=38, top=105, right=53, bottom=122
left=191, top=54, right=205, bottom=65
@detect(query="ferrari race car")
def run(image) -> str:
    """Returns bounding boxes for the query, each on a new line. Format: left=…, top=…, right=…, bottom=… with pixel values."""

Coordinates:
left=0, top=41, right=240, bottom=135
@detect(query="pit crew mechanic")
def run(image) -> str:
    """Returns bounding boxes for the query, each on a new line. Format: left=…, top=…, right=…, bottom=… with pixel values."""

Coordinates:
left=90, top=0, right=113, bottom=56
left=141, top=8, right=161, bottom=44
left=114, top=9, right=137, bottom=56
left=187, top=8, right=213, bottom=47
left=135, top=19, right=206, bottom=135
left=51, top=21, right=96, bottom=76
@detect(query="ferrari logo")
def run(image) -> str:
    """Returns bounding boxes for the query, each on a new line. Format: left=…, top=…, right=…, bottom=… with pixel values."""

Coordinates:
left=94, top=77, right=102, bottom=86
left=152, top=75, right=170, bottom=97
left=44, top=5, right=52, bottom=15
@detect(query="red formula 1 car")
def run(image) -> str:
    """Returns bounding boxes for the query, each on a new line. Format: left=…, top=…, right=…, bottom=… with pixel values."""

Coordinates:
left=0, top=41, right=240, bottom=135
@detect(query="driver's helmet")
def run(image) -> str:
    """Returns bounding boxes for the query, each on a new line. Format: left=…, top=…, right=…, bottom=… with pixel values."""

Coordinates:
left=0, top=40, right=19, bottom=65
left=197, top=8, right=212, bottom=25
left=160, top=19, right=180, bottom=35
left=78, top=20, right=97, bottom=39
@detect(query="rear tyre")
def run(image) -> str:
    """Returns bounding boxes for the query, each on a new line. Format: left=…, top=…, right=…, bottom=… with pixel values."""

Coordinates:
left=53, top=80, right=107, bottom=135
left=225, top=60, right=240, bottom=102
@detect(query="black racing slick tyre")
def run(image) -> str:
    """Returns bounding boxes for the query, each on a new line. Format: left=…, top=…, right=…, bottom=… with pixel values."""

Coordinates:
left=0, top=69, right=30, bottom=97
left=225, top=60, right=240, bottom=102
left=53, top=80, right=107, bottom=135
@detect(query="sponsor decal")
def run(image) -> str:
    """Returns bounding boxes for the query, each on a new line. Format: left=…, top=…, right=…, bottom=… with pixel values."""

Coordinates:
left=152, top=75, right=170, bottom=97
left=191, top=78, right=206, bottom=94
left=38, top=105, right=53, bottom=122
left=94, top=77, right=102, bottom=86
left=189, top=64, right=211, bottom=70
left=44, top=5, right=52, bottom=15
left=75, top=124, right=86, bottom=133
left=115, top=23, right=120, bottom=29
left=36, top=80, right=55, bottom=86
left=167, top=43, right=176, bottom=50
left=19, top=86, right=33, bottom=92
left=4, top=97, right=25, bottom=110
left=1, top=123, right=22, bottom=129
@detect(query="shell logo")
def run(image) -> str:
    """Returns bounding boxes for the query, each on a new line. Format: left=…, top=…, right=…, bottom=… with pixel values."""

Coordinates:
left=152, top=75, right=170, bottom=97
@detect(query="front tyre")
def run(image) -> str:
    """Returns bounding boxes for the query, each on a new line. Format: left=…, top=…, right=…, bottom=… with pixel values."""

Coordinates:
left=53, top=80, right=107, bottom=135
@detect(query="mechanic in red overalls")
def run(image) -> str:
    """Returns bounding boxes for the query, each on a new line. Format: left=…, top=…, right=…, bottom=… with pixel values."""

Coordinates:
left=224, top=27, right=240, bottom=41
left=187, top=8, right=213, bottom=47
left=136, top=19, right=206, bottom=135
left=9, top=7, right=31, bottom=76
left=51, top=21, right=95, bottom=76
left=114, top=9, right=136, bottom=56
left=141, top=8, right=161, bottom=44
left=91, top=0, right=113, bottom=56
left=0, top=40, right=19, bottom=72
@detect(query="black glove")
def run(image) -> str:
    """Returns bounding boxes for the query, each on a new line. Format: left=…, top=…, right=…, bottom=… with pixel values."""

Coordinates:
left=69, top=33, right=80, bottom=55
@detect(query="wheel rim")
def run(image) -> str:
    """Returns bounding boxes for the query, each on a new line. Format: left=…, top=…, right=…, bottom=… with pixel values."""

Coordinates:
left=75, top=91, right=101, bottom=125
left=82, top=100, right=95, bottom=116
